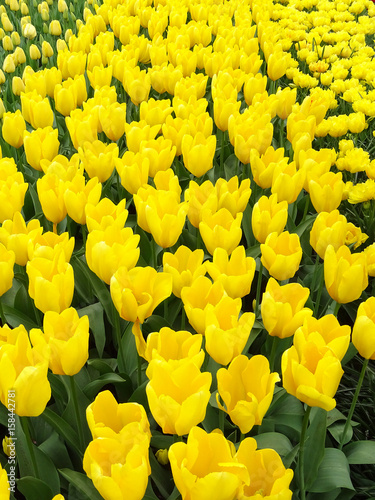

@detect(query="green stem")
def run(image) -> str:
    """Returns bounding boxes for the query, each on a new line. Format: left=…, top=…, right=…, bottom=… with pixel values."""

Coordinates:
left=339, top=358, right=369, bottom=451
left=333, top=301, right=341, bottom=318
left=181, top=305, right=186, bottom=330
left=20, top=417, right=40, bottom=479
left=269, top=336, right=278, bottom=372
left=151, top=238, right=157, bottom=269
left=219, top=408, right=225, bottom=434
left=69, top=376, right=85, bottom=452
left=137, top=354, right=142, bottom=388
left=255, top=261, right=263, bottom=318
left=298, top=405, right=312, bottom=500
left=0, top=300, right=7, bottom=326
left=220, top=129, right=225, bottom=179
left=314, top=264, right=325, bottom=317
left=114, top=308, right=126, bottom=373
left=310, top=254, right=320, bottom=298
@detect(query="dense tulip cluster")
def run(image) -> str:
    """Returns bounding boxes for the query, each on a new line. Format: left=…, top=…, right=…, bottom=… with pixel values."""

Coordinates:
left=0, top=0, right=375, bottom=498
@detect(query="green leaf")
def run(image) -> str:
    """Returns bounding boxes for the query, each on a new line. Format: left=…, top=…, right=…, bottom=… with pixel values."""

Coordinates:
left=242, top=204, right=255, bottom=248
left=71, top=256, right=114, bottom=326
left=304, top=407, right=327, bottom=490
left=254, top=432, right=293, bottom=457
left=309, top=448, right=354, bottom=493
left=83, top=373, right=129, bottom=400
left=39, top=432, right=74, bottom=470
left=59, top=469, right=104, bottom=500
left=149, top=449, right=175, bottom=498
left=343, top=441, right=375, bottom=464
left=16, top=477, right=53, bottom=500
left=2, top=304, right=38, bottom=330
left=15, top=417, right=60, bottom=495
left=41, top=408, right=81, bottom=457
left=77, top=302, right=106, bottom=357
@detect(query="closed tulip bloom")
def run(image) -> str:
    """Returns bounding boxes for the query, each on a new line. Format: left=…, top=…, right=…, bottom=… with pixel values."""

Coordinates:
left=169, top=426, right=249, bottom=500
left=295, top=315, right=350, bottom=361
left=86, top=390, right=151, bottom=440
left=110, top=266, right=173, bottom=324
left=199, top=208, right=243, bottom=256
left=144, top=328, right=204, bottom=369
left=217, top=355, right=279, bottom=433
left=85, top=198, right=127, bottom=232
left=123, top=66, right=151, bottom=105
left=24, top=127, right=60, bottom=171
left=0, top=212, right=43, bottom=266
left=23, top=22, right=37, bottom=39
left=145, top=192, right=188, bottom=248
left=267, top=52, right=290, bottom=81
left=2, top=54, right=16, bottom=74
left=2, top=110, right=26, bottom=148
left=181, top=132, right=216, bottom=177
left=0, top=328, right=51, bottom=417
left=87, top=64, right=113, bottom=89
left=250, top=146, right=288, bottom=189
left=26, top=250, right=74, bottom=313
left=216, top=177, right=251, bottom=217
left=0, top=243, right=15, bottom=296
left=29, top=44, right=41, bottom=60
left=42, top=41, right=53, bottom=58
left=54, top=82, right=78, bottom=116
left=181, top=276, right=226, bottom=335
left=205, top=246, right=256, bottom=299
left=243, top=73, right=267, bottom=106
left=78, top=141, right=119, bottom=183
left=0, top=175, right=28, bottom=223
left=37, top=174, right=67, bottom=225
left=57, top=49, right=86, bottom=79
left=83, top=432, right=150, bottom=500
left=214, top=97, right=241, bottom=132
left=163, top=246, right=206, bottom=298
left=139, top=137, right=176, bottom=178
left=21, top=92, right=54, bottom=129
left=310, top=210, right=348, bottom=259
left=162, top=116, right=190, bottom=156
left=324, top=245, right=368, bottom=304
left=352, top=297, right=375, bottom=360
left=99, top=102, right=127, bottom=141
left=30, top=308, right=89, bottom=376
left=66, top=111, right=98, bottom=151
left=11, top=76, right=24, bottom=95
left=231, top=115, right=273, bottom=163
left=236, top=437, right=293, bottom=500
left=261, top=278, right=313, bottom=339
left=184, top=180, right=218, bottom=228
left=308, top=171, right=344, bottom=213
left=64, top=174, right=102, bottom=225
left=28, top=231, right=74, bottom=262
left=287, top=112, right=316, bottom=145
left=124, top=120, right=159, bottom=153
left=205, top=297, right=255, bottom=365
left=86, top=226, right=140, bottom=284
left=146, top=358, right=211, bottom=436
left=275, top=86, right=297, bottom=120
left=271, top=161, right=305, bottom=204
left=282, top=336, right=344, bottom=411
left=140, top=98, right=173, bottom=131
left=116, top=151, right=149, bottom=195
left=252, top=194, right=288, bottom=244
left=261, top=231, right=302, bottom=281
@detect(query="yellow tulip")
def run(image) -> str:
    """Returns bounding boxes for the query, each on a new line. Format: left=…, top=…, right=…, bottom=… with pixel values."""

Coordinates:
left=30, top=308, right=89, bottom=376
left=63, top=174, right=102, bottom=225
left=205, top=297, right=255, bottom=365
left=26, top=250, right=74, bottom=313
left=324, top=245, right=368, bottom=304
left=181, top=132, right=216, bottom=177
left=205, top=246, right=256, bottom=299
left=352, top=297, right=375, bottom=360
left=260, top=231, right=302, bottom=281
left=146, top=358, right=212, bottom=435
left=217, top=355, right=280, bottom=433
left=85, top=198, right=128, bottom=233
left=295, top=315, right=350, bottom=361
left=2, top=110, right=25, bottom=148
left=261, top=277, right=313, bottom=339
left=308, top=171, right=344, bottom=213
left=184, top=179, right=218, bottom=228
left=252, top=194, right=288, bottom=244
left=169, top=426, right=249, bottom=500
left=310, top=210, right=348, bottom=259
left=23, top=127, right=60, bottom=172
left=216, top=177, right=251, bottom=217
left=0, top=212, right=42, bottom=266
left=282, top=334, right=344, bottom=411
left=99, top=102, right=127, bottom=142
left=0, top=243, right=15, bottom=296
left=86, top=226, right=140, bottom=285
left=199, top=208, right=243, bottom=256
left=0, top=327, right=51, bottom=416
left=110, top=266, right=172, bottom=324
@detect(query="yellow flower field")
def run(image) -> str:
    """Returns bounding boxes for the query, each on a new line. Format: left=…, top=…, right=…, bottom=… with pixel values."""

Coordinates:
left=0, top=0, right=375, bottom=499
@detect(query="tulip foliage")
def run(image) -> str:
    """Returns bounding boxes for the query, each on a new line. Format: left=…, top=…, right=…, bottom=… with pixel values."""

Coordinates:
left=0, top=0, right=375, bottom=499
